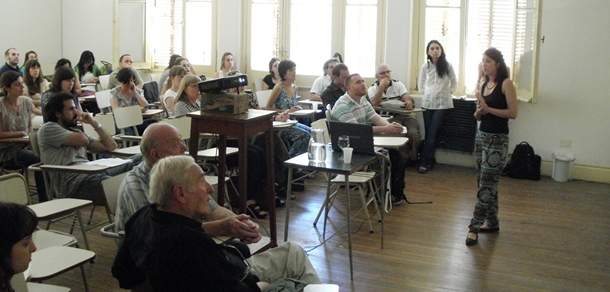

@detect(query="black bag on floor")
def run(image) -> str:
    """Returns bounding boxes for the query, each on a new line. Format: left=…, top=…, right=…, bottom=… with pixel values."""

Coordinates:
left=502, top=141, right=541, bottom=181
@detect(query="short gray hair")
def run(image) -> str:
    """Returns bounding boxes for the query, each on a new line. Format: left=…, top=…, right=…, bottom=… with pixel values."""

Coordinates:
left=150, top=155, right=197, bottom=206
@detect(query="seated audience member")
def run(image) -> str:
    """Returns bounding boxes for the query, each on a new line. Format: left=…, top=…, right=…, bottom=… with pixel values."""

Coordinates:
left=22, top=59, right=48, bottom=113
left=321, top=63, right=349, bottom=110
left=108, top=54, right=144, bottom=90
left=114, top=123, right=263, bottom=243
left=112, top=155, right=321, bottom=291
left=160, top=57, right=195, bottom=96
left=173, top=74, right=202, bottom=117
left=266, top=60, right=311, bottom=157
left=0, top=48, right=20, bottom=77
left=262, top=57, right=280, bottom=90
left=159, top=54, right=182, bottom=87
left=40, top=66, right=80, bottom=120
left=0, top=203, right=38, bottom=292
left=110, top=67, right=156, bottom=135
left=309, top=58, right=338, bottom=102
left=19, top=50, right=37, bottom=73
left=368, top=63, right=421, bottom=163
left=174, top=74, right=273, bottom=215
left=0, top=71, right=46, bottom=201
left=331, top=73, right=407, bottom=206
left=74, top=50, right=101, bottom=84
left=38, top=92, right=140, bottom=205
left=161, top=65, right=187, bottom=117
left=54, top=58, right=82, bottom=95
left=213, top=52, right=234, bottom=78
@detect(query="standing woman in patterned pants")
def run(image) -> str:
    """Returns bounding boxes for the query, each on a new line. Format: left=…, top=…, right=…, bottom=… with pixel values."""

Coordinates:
left=466, top=48, right=519, bottom=246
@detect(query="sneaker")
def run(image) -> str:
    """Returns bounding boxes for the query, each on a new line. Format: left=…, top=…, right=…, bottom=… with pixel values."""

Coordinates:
left=391, top=196, right=402, bottom=206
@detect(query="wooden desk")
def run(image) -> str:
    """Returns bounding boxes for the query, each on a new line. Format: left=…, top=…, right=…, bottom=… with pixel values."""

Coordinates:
left=284, top=151, right=378, bottom=280
left=188, top=109, right=277, bottom=252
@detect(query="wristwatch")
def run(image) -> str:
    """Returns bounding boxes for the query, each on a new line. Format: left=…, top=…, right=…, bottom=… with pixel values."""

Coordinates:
left=94, top=124, right=103, bottom=131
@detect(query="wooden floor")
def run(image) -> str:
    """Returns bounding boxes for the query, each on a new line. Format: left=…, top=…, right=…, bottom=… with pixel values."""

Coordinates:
left=33, top=164, right=610, bottom=291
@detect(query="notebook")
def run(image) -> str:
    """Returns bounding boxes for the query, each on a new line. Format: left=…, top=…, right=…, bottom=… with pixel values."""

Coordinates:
left=328, top=121, right=377, bottom=155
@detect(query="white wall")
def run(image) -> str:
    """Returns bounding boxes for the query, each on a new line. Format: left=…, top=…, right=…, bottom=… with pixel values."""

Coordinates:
left=3, top=0, right=609, bottom=182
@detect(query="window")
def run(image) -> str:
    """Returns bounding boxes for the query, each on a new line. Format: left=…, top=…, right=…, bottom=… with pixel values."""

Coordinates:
left=152, top=0, right=215, bottom=70
left=414, top=0, right=541, bottom=102
left=247, top=0, right=385, bottom=83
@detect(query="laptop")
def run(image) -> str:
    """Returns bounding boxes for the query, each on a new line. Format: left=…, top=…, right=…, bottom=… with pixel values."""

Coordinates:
left=328, top=121, right=377, bottom=155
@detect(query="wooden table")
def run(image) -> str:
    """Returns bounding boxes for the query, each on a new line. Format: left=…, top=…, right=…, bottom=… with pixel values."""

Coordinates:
left=187, top=109, right=278, bottom=252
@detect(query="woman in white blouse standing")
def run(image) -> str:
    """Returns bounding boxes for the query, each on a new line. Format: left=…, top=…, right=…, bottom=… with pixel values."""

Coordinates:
left=417, top=40, right=457, bottom=174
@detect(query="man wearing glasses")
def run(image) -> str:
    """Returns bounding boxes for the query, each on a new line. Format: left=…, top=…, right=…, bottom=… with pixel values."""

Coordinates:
left=368, top=64, right=421, bottom=165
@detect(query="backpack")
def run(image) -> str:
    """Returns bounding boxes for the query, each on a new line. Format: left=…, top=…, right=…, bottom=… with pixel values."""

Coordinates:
left=502, top=141, right=541, bottom=181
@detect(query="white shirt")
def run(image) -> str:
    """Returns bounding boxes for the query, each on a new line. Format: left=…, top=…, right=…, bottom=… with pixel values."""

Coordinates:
left=417, top=61, right=457, bottom=109
left=367, top=79, right=409, bottom=100
left=310, top=75, right=332, bottom=95
left=163, top=89, right=177, bottom=117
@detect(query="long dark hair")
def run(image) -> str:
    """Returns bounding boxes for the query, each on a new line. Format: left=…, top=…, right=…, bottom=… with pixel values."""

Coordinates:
left=165, top=54, right=182, bottom=70
left=51, top=66, right=77, bottom=95
left=483, top=47, right=509, bottom=84
left=268, top=57, right=280, bottom=78
left=75, top=50, right=96, bottom=80
left=0, top=203, right=38, bottom=291
left=23, top=59, right=44, bottom=96
left=426, top=40, right=449, bottom=78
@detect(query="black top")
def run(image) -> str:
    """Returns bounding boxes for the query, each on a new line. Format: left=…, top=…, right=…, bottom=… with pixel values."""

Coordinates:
left=112, top=204, right=260, bottom=292
left=262, top=74, right=276, bottom=89
left=321, top=82, right=345, bottom=110
left=480, top=79, right=509, bottom=134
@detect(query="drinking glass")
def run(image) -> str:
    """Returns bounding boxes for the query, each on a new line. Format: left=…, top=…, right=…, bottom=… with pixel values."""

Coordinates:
left=338, top=135, right=350, bottom=160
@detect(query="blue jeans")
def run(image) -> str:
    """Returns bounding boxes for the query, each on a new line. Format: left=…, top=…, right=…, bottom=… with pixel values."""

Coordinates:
left=420, top=109, right=447, bottom=168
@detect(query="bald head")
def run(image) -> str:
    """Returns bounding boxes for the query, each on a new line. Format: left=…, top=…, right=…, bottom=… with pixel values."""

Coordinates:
left=140, top=123, right=187, bottom=166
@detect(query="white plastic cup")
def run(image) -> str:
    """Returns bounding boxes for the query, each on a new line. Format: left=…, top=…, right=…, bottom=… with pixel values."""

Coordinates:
left=343, top=147, right=353, bottom=164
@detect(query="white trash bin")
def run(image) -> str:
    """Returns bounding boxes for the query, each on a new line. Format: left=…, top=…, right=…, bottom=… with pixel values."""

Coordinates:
left=552, top=152, right=575, bottom=182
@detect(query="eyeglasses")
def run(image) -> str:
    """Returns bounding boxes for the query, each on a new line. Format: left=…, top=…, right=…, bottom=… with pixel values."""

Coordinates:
left=378, top=70, right=392, bottom=75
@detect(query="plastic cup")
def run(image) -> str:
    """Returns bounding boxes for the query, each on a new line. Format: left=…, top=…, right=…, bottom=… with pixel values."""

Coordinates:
left=343, top=147, right=353, bottom=164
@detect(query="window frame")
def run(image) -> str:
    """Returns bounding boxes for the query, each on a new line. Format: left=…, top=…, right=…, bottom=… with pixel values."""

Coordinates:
left=244, top=0, right=387, bottom=90
left=410, top=0, right=541, bottom=103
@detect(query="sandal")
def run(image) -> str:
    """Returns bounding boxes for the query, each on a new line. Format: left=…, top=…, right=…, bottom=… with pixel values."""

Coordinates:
left=247, top=204, right=267, bottom=219
left=275, top=197, right=286, bottom=207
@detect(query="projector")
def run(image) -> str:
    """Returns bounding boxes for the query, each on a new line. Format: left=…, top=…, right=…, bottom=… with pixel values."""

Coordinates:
left=197, top=75, right=248, bottom=93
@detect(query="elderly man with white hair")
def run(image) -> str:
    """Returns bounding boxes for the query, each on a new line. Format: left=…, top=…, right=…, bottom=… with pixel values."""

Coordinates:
left=112, top=155, right=321, bottom=291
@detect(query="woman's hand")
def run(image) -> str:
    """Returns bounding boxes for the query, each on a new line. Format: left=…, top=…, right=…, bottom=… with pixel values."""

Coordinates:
left=288, top=105, right=302, bottom=113
left=275, top=112, right=289, bottom=122
left=129, top=81, right=136, bottom=93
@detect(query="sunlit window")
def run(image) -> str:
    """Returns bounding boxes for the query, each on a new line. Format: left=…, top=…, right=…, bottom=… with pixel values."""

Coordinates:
left=416, top=0, right=540, bottom=102
left=247, top=0, right=382, bottom=80
left=152, top=0, right=214, bottom=68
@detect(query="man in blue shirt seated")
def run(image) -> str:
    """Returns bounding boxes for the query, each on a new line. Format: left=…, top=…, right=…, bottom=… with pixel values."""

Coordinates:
left=112, top=155, right=321, bottom=291
left=0, top=48, right=20, bottom=77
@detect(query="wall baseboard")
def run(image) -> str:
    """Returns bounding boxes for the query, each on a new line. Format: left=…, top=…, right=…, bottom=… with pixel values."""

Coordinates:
left=435, top=149, right=610, bottom=184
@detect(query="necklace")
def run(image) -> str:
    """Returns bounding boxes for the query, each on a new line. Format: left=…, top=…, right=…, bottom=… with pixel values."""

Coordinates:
left=486, top=82, right=496, bottom=90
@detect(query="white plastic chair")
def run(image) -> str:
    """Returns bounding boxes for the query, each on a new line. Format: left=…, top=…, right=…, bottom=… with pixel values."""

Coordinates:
left=254, top=78, right=263, bottom=91
left=112, top=105, right=144, bottom=146
left=94, top=89, right=112, bottom=112
left=100, top=172, right=128, bottom=239
left=98, top=74, right=111, bottom=91
left=10, top=272, right=70, bottom=292
left=256, top=90, right=273, bottom=109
